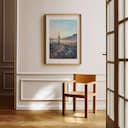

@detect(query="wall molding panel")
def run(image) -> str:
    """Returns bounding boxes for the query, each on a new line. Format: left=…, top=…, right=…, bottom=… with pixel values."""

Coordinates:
left=2, top=0, right=5, bottom=62
left=3, top=71, right=14, bottom=90
left=20, top=78, right=68, bottom=101
left=16, top=73, right=106, bottom=110
left=2, top=0, right=15, bottom=63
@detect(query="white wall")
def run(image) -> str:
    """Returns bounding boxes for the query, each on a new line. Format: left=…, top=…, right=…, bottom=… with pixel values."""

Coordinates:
left=16, top=0, right=106, bottom=110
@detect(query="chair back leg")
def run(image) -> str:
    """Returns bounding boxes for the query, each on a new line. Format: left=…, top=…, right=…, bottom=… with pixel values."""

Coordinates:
left=84, top=85, right=88, bottom=118
left=93, top=96, right=96, bottom=113
left=62, top=83, right=66, bottom=115
left=73, top=83, right=76, bottom=112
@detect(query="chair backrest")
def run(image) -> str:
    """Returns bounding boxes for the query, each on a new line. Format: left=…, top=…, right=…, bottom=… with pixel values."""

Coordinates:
left=73, top=74, right=96, bottom=83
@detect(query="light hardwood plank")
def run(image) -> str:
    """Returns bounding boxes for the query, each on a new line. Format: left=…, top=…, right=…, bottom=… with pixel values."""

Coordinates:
left=0, top=110, right=106, bottom=128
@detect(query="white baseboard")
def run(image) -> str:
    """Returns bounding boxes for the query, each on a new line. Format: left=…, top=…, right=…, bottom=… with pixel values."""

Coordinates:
left=16, top=100, right=106, bottom=110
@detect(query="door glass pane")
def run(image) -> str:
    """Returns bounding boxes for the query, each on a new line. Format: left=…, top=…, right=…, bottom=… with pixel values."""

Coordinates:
left=107, top=4, right=110, bottom=32
left=108, top=64, right=114, bottom=90
left=109, top=34, right=114, bottom=61
left=109, top=0, right=114, bottom=31
left=119, top=62, right=124, bottom=96
left=107, top=90, right=110, bottom=115
left=125, top=0, right=128, bottom=18
left=119, top=23, right=124, bottom=58
left=118, top=97, right=124, bottom=128
left=125, top=62, right=128, bottom=99
left=110, top=92, right=114, bottom=120
left=107, top=64, right=110, bottom=89
left=107, top=34, right=114, bottom=61
left=119, top=0, right=124, bottom=21
left=125, top=21, right=128, bottom=58
left=107, top=35, right=110, bottom=61
left=125, top=101, right=128, bottom=128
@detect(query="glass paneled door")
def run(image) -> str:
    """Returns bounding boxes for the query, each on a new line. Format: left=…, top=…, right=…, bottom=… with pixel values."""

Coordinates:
left=106, top=0, right=116, bottom=127
left=106, top=0, right=128, bottom=127
left=118, top=0, right=128, bottom=128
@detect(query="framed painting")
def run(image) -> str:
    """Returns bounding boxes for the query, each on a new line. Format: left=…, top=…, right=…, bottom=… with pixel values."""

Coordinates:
left=45, top=14, right=81, bottom=64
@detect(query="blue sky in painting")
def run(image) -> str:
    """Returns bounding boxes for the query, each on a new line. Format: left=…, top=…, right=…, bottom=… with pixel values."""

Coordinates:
left=49, top=20, right=77, bottom=38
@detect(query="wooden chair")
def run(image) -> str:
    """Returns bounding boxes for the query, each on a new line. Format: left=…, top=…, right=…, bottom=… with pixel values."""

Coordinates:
left=62, top=74, right=96, bottom=118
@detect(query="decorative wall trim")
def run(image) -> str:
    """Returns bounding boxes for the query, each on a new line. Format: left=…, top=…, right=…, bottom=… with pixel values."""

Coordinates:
left=16, top=0, right=19, bottom=74
left=16, top=74, right=106, bottom=110
left=19, top=78, right=70, bottom=102
left=2, top=0, right=15, bottom=63
left=20, top=78, right=68, bottom=82
left=16, top=73, right=106, bottom=82
left=2, top=71, right=14, bottom=90
left=2, top=0, right=5, bottom=62
left=0, top=92, right=13, bottom=96
left=17, top=72, right=106, bottom=76
left=0, top=66, right=14, bottom=69
left=17, top=72, right=73, bottom=76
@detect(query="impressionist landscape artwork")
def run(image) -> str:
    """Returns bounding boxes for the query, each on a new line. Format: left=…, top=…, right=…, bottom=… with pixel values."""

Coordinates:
left=45, top=14, right=81, bottom=64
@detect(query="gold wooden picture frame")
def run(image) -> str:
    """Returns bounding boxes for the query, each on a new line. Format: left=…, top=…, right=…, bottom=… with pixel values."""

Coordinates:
left=45, top=14, right=81, bottom=64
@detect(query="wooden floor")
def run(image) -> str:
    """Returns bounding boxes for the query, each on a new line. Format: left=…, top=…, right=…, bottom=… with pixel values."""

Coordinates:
left=0, top=110, right=106, bottom=128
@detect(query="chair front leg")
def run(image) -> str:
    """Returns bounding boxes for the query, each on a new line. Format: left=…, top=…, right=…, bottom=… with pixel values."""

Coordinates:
left=93, top=83, right=96, bottom=113
left=73, top=97, right=76, bottom=112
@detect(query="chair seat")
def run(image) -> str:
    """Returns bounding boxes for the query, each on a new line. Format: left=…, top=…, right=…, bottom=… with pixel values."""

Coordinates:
left=64, top=91, right=96, bottom=98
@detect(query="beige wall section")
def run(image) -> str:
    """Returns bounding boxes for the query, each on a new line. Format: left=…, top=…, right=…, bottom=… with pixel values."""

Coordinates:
left=16, top=0, right=106, bottom=110
left=17, top=0, right=106, bottom=74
